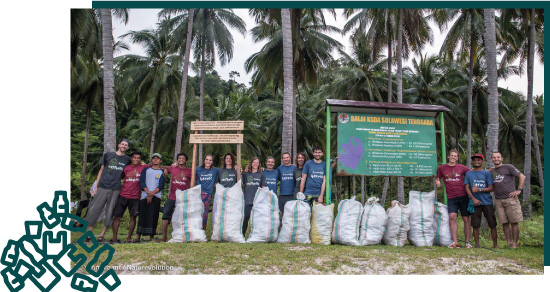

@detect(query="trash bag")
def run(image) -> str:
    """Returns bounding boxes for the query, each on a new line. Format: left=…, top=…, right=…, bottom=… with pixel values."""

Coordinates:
left=433, top=202, right=453, bottom=247
left=310, top=202, right=334, bottom=245
left=247, top=187, right=280, bottom=243
left=359, top=197, right=387, bottom=246
left=383, top=200, right=411, bottom=247
left=277, top=199, right=311, bottom=243
left=332, top=197, right=362, bottom=246
left=168, top=185, right=207, bottom=243
left=408, top=191, right=435, bottom=247
left=211, top=181, right=246, bottom=243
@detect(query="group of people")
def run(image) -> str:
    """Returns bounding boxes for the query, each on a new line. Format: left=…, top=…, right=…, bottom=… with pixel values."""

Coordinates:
left=83, top=139, right=329, bottom=243
left=436, top=149, right=525, bottom=249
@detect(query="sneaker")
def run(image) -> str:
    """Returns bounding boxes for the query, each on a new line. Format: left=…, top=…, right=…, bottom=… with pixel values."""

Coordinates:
left=448, top=242, right=460, bottom=248
left=465, top=243, right=473, bottom=248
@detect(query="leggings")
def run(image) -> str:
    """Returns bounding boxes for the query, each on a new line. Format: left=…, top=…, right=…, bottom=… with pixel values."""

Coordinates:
left=201, top=192, right=212, bottom=228
left=242, top=204, right=254, bottom=235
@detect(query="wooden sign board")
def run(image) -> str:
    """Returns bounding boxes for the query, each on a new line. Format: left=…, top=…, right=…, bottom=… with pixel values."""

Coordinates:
left=190, top=121, right=244, bottom=131
left=190, top=134, right=243, bottom=144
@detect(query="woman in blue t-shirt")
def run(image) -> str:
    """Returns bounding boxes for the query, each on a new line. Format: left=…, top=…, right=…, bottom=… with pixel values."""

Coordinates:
left=196, top=154, right=219, bottom=230
left=241, top=157, right=266, bottom=235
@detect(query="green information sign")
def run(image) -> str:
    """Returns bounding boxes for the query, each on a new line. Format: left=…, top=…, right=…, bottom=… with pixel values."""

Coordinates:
left=337, top=112, right=437, bottom=177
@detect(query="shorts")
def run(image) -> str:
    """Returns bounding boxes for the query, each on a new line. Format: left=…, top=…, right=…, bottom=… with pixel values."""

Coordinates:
left=447, top=196, right=471, bottom=217
left=278, top=194, right=295, bottom=212
left=495, top=197, right=524, bottom=224
left=471, top=205, right=497, bottom=228
left=113, top=196, right=139, bottom=218
left=162, top=199, right=176, bottom=221
left=305, top=194, right=320, bottom=206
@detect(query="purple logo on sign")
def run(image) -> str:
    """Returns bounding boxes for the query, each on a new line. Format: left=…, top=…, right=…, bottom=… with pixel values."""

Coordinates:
left=339, top=137, right=363, bottom=170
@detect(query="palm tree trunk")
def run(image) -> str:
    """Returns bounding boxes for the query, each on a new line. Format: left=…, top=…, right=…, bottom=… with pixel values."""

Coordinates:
left=381, top=176, right=389, bottom=206
left=292, top=89, right=297, bottom=160
left=198, top=48, right=206, bottom=163
left=361, top=176, right=365, bottom=204
left=80, top=103, right=92, bottom=201
left=467, top=30, right=474, bottom=169
left=100, top=9, right=116, bottom=152
left=483, top=9, right=499, bottom=169
left=174, top=9, right=194, bottom=162
left=149, top=99, right=160, bottom=160
left=396, top=9, right=404, bottom=204
left=387, top=39, right=393, bottom=103
left=532, top=111, right=544, bottom=205
left=281, top=9, right=294, bottom=157
left=522, top=9, right=536, bottom=218
left=353, top=176, right=357, bottom=198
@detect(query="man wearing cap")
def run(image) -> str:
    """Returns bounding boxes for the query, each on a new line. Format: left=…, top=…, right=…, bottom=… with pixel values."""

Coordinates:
left=435, top=149, right=472, bottom=248
left=489, top=152, right=525, bottom=248
left=136, top=153, right=166, bottom=242
left=86, top=138, right=132, bottom=242
left=464, top=154, right=497, bottom=248
left=161, top=152, right=192, bottom=242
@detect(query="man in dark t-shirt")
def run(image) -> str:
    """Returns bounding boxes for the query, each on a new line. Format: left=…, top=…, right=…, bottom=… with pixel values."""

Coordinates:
left=86, top=139, right=131, bottom=242
left=489, top=152, right=526, bottom=248
left=435, top=149, right=472, bottom=248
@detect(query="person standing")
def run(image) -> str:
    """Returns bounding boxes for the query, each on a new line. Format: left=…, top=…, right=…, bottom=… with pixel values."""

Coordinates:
left=216, top=153, right=239, bottom=188
left=489, top=152, right=526, bottom=248
left=264, top=156, right=279, bottom=196
left=277, top=152, right=297, bottom=213
left=196, top=154, right=219, bottom=230
left=464, top=154, right=497, bottom=248
left=111, top=151, right=146, bottom=243
left=241, top=157, right=266, bottom=235
left=136, top=153, right=165, bottom=242
left=435, top=149, right=472, bottom=248
left=86, top=139, right=131, bottom=242
left=293, top=152, right=307, bottom=196
left=300, top=146, right=327, bottom=205
left=161, top=153, right=192, bottom=242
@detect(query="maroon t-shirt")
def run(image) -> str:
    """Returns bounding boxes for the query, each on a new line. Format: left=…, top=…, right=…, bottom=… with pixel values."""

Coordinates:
left=120, top=164, right=147, bottom=199
left=437, top=164, right=470, bottom=199
left=167, top=166, right=192, bottom=200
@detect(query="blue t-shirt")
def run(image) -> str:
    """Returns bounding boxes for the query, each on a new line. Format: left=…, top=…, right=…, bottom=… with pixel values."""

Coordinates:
left=196, top=167, right=219, bottom=195
left=139, top=167, right=165, bottom=199
left=277, top=164, right=297, bottom=196
left=302, top=160, right=326, bottom=197
left=464, top=170, right=494, bottom=205
left=263, top=169, right=279, bottom=195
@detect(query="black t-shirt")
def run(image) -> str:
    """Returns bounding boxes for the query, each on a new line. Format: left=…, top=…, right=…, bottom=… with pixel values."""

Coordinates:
left=216, top=168, right=238, bottom=188
left=242, top=172, right=266, bottom=204
left=98, top=152, right=131, bottom=190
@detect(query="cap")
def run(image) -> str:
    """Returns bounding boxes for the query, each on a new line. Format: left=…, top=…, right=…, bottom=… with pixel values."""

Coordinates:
left=471, top=154, right=484, bottom=161
left=152, top=153, right=162, bottom=159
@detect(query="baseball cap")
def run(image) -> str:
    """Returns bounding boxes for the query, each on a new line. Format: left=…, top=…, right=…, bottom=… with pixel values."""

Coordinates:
left=152, top=153, right=162, bottom=159
left=471, top=154, right=484, bottom=161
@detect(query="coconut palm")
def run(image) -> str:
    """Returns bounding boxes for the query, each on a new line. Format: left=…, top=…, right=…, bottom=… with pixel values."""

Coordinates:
left=118, top=18, right=183, bottom=159
left=483, top=9, right=499, bottom=169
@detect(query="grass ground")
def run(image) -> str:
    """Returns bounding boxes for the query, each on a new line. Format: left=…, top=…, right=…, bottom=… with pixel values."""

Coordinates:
left=71, top=210, right=544, bottom=275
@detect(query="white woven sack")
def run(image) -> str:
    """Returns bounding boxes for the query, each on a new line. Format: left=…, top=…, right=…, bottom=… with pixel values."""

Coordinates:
left=359, top=197, right=387, bottom=245
left=408, top=191, right=435, bottom=246
left=383, top=200, right=411, bottom=247
left=211, top=180, right=245, bottom=243
left=433, top=202, right=453, bottom=246
left=310, top=202, right=334, bottom=245
left=247, top=187, right=280, bottom=243
left=276, top=200, right=311, bottom=243
left=168, top=185, right=207, bottom=243
left=332, top=197, right=362, bottom=246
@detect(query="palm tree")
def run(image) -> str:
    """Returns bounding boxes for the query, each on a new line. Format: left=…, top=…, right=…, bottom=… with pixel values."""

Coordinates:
left=436, top=9, right=485, bottom=168
left=281, top=8, right=294, bottom=158
left=483, top=9, right=499, bottom=169
left=118, top=19, right=182, bottom=159
left=100, top=9, right=129, bottom=152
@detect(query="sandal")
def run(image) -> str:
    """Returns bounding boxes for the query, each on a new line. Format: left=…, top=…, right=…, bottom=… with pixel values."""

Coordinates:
left=109, top=239, right=121, bottom=244
left=97, top=236, right=105, bottom=242
left=83, top=237, right=91, bottom=243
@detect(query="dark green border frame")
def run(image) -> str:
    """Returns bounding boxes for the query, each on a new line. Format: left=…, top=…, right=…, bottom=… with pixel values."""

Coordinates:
left=91, top=0, right=548, bottom=267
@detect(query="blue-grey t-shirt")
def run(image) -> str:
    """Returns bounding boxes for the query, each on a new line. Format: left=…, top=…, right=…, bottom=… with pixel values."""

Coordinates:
left=139, top=167, right=165, bottom=199
left=264, top=169, right=279, bottom=195
left=277, top=164, right=297, bottom=196
left=242, top=172, right=266, bottom=204
left=196, top=167, right=219, bottom=195
left=464, top=170, right=494, bottom=205
left=302, top=160, right=326, bottom=197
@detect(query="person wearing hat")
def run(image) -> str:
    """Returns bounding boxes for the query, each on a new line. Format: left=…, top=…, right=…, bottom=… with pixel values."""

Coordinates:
left=86, top=138, right=132, bottom=242
left=136, top=153, right=166, bottom=242
left=489, top=152, right=525, bottom=248
left=464, top=154, right=497, bottom=248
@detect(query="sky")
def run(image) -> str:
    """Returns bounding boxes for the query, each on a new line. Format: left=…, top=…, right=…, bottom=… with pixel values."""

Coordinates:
left=112, top=8, right=544, bottom=97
